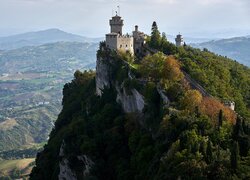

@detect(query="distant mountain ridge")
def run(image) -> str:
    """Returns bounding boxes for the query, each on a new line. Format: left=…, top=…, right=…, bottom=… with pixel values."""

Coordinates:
left=0, top=29, right=103, bottom=50
left=166, top=35, right=215, bottom=44
left=192, top=36, right=250, bottom=67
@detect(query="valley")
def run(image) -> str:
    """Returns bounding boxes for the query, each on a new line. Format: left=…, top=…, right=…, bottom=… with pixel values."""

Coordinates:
left=0, top=42, right=97, bottom=154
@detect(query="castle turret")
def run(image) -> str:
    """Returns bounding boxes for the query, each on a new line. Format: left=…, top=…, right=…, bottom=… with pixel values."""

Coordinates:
left=135, top=25, right=138, bottom=32
left=110, top=15, right=124, bottom=35
left=133, top=25, right=146, bottom=54
left=175, top=33, right=183, bottom=47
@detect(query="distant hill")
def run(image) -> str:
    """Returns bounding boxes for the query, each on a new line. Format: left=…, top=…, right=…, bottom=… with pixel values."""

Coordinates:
left=0, top=41, right=98, bottom=153
left=167, top=35, right=214, bottom=44
left=192, top=36, right=250, bottom=67
left=0, top=29, right=103, bottom=50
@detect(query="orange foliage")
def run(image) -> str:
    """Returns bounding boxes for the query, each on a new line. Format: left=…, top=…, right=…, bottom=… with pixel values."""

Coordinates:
left=164, top=56, right=184, bottom=82
left=180, top=90, right=202, bottom=111
left=199, top=97, right=236, bottom=124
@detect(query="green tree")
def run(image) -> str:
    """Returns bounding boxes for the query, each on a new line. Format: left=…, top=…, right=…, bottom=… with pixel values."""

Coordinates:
left=218, top=109, right=223, bottom=128
left=231, top=141, right=239, bottom=170
left=149, top=21, right=161, bottom=48
left=206, top=140, right=213, bottom=163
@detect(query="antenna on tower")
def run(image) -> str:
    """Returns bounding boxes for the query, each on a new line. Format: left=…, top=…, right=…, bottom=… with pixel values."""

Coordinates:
left=117, top=5, right=120, bottom=16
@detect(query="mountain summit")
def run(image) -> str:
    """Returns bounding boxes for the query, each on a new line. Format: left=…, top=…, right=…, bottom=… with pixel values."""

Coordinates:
left=0, top=29, right=102, bottom=50
left=30, top=16, right=250, bottom=180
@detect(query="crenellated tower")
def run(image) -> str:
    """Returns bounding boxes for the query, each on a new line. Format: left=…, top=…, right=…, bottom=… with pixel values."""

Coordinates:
left=175, top=33, right=183, bottom=47
left=109, top=15, right=124, bottom=35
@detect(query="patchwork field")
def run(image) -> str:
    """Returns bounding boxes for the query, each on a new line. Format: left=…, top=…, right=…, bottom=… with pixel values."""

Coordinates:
left=0, top=158, right=35, bottom=178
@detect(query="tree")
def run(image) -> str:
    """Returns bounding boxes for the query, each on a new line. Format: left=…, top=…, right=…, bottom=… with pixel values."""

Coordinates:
left=206, top=140, right=213, bottom=163
left=164, top=56, right=184, bottom=83
left=161, top=32, right=168, bottom=47
left=149, top=21, right=161, bottom=48
left=139, top=52, right=166, bottom=81
left=231, top=141, right=239, bottom=170
left=233, top=115, right=244, bottom=138
left=180, top=90, right=202, bottom=111
left=218, top=109, right=223, bottom=128
left=139, top=53, right=184, bottom=83
left=199, top=97, right=236, bottom=125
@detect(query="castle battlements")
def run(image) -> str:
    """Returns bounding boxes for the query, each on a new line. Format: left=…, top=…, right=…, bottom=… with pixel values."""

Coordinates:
left=117, top=34, right=133, bottom=38
left=105, top=15, right=146, bottom=55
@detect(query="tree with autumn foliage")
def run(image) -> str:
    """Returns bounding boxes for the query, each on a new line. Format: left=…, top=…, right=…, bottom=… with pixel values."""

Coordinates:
left=199, top=97, right=236, bottom=124
left=139, top=52, right=184, bottom=83
left=163, top=56, right=184, bottom=84
left=180, top=90, right=203, bottom=111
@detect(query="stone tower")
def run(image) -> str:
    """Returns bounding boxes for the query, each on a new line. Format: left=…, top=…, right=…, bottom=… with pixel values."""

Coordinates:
left=109, top=14, right=124, bottom=35
left=133, top=25, right=146, bottom=54
left=106, top=14, right=134, bottom=55
left=175, top=34, right=183, bottom=47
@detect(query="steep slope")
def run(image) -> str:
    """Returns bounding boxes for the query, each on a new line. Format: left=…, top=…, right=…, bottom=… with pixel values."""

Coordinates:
left=30, top=38, right=250, bottom=179
left=0, top=29, right=102, bottom=50
left=192, top=36, right=250, bottom=67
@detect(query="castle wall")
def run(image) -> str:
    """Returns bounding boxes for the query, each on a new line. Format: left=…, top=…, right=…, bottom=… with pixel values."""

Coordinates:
left=106, top=34, right=134, bottom=55
left=111, top=25, right=123, bottom=35
left=106, top=34, right=118, bottom=50
left=117, top=35, right=134, bottom=55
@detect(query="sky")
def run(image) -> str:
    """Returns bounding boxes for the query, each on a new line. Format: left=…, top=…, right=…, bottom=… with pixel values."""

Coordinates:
left=0, top=0, right=249, bottom=38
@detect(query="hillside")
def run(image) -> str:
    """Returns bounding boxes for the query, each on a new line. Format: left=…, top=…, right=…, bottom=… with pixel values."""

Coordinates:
left=30, top=23, right=250, bottom=179
left=0, top=158, right=35, bottom=179
left=0, top=29, right=102, bottom=50
left=0, top=41, right=98, bottom=153
left=192, top=36, right=250, bottom=67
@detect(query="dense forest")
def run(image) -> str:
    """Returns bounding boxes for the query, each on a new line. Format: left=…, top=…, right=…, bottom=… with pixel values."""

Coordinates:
left=30, top=22, right=250, bottom=179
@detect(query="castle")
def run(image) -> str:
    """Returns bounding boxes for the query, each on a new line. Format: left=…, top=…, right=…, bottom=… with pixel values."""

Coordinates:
left=105, top=13, right=146, bottom=55
left=105, top=13, right=184, bottom=54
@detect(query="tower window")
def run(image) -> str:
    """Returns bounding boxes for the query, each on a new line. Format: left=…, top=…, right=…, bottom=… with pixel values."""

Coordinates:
left=120, top=45, right=122, bottom=48
left=126, top=45, right=128, bottom=47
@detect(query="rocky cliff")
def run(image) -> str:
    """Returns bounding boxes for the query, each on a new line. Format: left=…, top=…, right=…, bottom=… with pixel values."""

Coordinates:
left=95, top=44, right=146, bottom=113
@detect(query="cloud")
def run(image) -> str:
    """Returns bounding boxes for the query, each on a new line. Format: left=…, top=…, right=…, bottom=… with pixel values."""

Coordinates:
left=0, top=0, right=249, bottom=37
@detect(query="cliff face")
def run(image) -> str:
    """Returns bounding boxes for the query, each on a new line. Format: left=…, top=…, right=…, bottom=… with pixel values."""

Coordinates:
left=95, top=47, right=145, bottom=113
left=95, top=56, right=111, bottom=96
left=116, top=87, right=144, bottom=113
left=58, top=142, right=94, bottom=180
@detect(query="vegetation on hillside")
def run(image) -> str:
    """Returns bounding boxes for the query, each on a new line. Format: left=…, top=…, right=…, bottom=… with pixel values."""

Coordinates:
left=30, top=22, right=250, bottom=179
left=0, top=158, right=35, bottom=179
left=148, top=21, right=250, bottom=120
left=192, top=37, right=250, bottom=67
